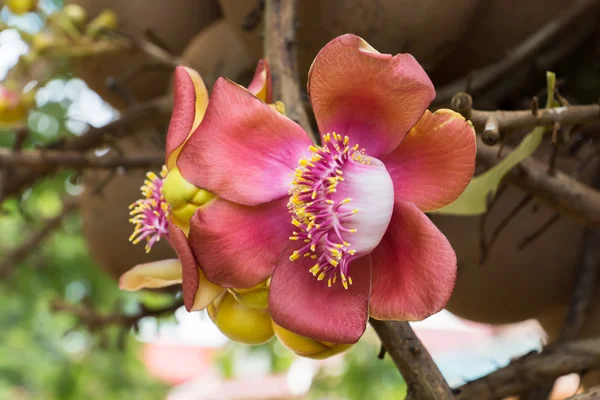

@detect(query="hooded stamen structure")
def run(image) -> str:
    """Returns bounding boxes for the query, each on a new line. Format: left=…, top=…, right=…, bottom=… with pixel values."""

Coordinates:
left=288, top=133, right=372, bottom=289
left=129, top=165, right=170, bottom=253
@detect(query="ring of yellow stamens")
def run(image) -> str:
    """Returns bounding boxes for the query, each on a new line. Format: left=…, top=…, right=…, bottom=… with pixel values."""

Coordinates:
left=287, top=133, right=369, bottom=289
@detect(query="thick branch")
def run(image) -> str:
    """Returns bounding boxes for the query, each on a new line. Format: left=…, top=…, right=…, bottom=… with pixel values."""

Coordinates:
left=0, top=148, right=164, bottom=170
left=452, top=92, right=600, bottom=140
left=264, top=0, right=317, bottom=142
left=370, top=319, right=455, bottom=400
left=434, top=0, right=600, bottom=104
left=455, top=338, right=600, bottom=400
left=477, top=140, right=600, bottom=227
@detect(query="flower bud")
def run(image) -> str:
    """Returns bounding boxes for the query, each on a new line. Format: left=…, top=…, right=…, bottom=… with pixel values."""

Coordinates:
left=0, top=86, right=32, bottom=124
left=86, top=9, right=118, bottom=38
left=228, top=279, right=270, bottom=309
left=207, top=292, right=274, bottom=345
left=163, top=167, right=214, bottom=227
left=63, top=4, right=88, bottom=28
left=272, top=322, right=353, bottom=359
left=6, top=0, right=37, bottom=15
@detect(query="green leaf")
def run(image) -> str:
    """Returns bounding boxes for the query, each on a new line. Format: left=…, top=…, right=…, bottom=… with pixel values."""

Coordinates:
left=433, top=71, right=556, bottom=216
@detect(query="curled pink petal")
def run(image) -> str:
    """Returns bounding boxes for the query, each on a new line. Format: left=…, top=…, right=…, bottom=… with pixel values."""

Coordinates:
left=383, top=109, right=476, bottom=212
left=188, top=197, right=291, bottom=288
left=166, top=66, right=209, bottom=169
left=177, top=78, right=312, bottom=206
left=308, top=34, right=435, bottom=158
left=369, top=200, right=457, bottom=321
left=247, top=59, right=272, bottom=103
left=269, top=255, right=371, bottom=343
left=168, top=222, right=200, bottom=311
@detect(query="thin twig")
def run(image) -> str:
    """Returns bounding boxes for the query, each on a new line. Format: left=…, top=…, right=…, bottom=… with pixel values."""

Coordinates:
left=51, top=298, right=183, bottom=332
left=369, top=319, right=455, bottom=400
left=434, top=0, right=600, bottom=104
left=517, top=212, right=561, bottom=250
left=486, top=194, right=533, bottom=257
left=264, top=0, right=317, bottom=142
left=0, top=148, right=164, bottom=170
left=478, top=184, right=508, bottom=264
left=455, top=338, right=600, bottom=400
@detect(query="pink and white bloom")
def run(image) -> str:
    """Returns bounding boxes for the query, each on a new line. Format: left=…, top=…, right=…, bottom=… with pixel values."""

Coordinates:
left=170, top=34, right=477, bottom=344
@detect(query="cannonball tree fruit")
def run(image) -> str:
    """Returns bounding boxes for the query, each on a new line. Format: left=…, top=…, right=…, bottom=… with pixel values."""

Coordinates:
left=67, top=0, right=221, bottom=111
left=218, top=0, right=479, bottom=83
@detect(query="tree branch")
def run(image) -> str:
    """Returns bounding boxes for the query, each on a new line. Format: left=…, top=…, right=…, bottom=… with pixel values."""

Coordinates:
left=51, top=298, right=183, bottom=332
left=434, top=0, right=600, bottom=105
left=264, top=0, right=317, bottom=142
left=451, top=92, right=600, bottom=144
left=0, top=148, right=164, bottom=170
left=0, top=95, right=172, bottom=202
left=455, top=338, right=600, bottom=400
left=369, top=319, right=455, bottom=400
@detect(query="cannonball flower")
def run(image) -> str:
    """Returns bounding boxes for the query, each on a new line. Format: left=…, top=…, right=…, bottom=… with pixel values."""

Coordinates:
left=120, top=60, right=272, bottom=314
left=173, top=34, right=476, bottom=344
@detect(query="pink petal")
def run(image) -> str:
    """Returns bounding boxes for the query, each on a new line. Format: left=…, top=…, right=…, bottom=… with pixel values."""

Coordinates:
left=168, top=221, right=200, bottom=311
left=166, top=66, right=209, bottom=169
left=269, top=255, right=371, bottom=343
left=369, top=200, right=457, bottom=321
left=119, top=259, right=183, bottom=290
left=246, top=59, right=272, bottom=103
left=188, top=197, right=291, bottom=288
left=308, top=34, right=435, bottom=158
left=382, top=109, right=476, bottom=212
left=177, top=78, right=312, bottom=206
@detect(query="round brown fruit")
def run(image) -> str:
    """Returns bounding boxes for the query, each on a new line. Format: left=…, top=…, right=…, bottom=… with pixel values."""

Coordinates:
left=80, top=129, right=175, bottom=280
left=218, top=0, right=480, bottom=83
left=68, top=0, right=221, bottom=111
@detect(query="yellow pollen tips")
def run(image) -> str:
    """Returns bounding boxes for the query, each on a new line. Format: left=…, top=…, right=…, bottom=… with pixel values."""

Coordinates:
left=317, top=272, right=326, bottom=281
left=292, top=219, right=302, bottom=228
left=308, top=145, right=319, bottom=153
left=342, top=280, right=349, bottom=290
left=309, top=264, right=320, bottom=275
left=289, top=251, right=301, bottom=261
left=349, top=277, right=353, bottom=285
